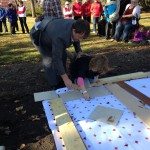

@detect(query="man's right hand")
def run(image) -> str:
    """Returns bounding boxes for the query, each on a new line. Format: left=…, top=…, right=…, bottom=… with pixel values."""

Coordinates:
left=83, top=91, right=90, bottom=100
left=61, top=74, right=79, bottom=90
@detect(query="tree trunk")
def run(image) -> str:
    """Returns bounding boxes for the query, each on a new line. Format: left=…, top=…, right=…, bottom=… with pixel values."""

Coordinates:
left=30, top=0, right=36, bottom=17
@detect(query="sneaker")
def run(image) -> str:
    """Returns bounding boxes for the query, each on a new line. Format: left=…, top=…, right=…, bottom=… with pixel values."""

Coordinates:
left=128, top=41, right=132, bottom=44
left=109, top=39, right=115, bottom=42
left=92, top=31, right=96, bottom=34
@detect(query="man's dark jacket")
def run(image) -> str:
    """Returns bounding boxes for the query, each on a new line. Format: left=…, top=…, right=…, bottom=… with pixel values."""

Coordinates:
left=39, top=18, right=82, bottom=76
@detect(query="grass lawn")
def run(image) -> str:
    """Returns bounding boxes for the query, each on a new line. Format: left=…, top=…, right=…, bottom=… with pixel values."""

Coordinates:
left=0, top=13, right=150, bottom=65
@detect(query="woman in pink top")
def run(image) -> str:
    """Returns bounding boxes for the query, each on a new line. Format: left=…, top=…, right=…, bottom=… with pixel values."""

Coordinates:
left=72, top=0, right=82, bottom=20
left=90, top=0, right=103, bottom=33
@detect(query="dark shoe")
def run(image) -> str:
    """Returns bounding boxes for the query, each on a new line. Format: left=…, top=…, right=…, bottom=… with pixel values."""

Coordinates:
left=105, top=37, right=110, bottom=40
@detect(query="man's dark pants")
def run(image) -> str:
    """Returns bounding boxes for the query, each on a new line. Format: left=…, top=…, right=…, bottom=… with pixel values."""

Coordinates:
left=31, top=34, right=67, bottom=88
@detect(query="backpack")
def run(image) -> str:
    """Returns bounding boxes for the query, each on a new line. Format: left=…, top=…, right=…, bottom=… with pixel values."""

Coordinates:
left=30, top=17, right=57, bottom=46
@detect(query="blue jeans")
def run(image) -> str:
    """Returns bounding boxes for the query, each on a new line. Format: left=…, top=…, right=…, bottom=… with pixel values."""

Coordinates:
left=93, top=17, right=99, bottom=32
left=30, top=30, right=67, bottom=87
left=105, top=22, right=116, bottom=38
left=114, top=21, right=133, bottom=42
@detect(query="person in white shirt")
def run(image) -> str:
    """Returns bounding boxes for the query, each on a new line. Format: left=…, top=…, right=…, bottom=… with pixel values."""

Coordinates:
left=17, top=1, right=29, bottom=34
left=113, top=0, right=141, bottom=42
left=63, top=1, right=73, bottom=19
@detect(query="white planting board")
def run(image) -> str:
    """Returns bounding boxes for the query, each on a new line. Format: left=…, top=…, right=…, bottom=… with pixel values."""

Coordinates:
left=125, top=78, right=150, bottom=98
left=42, top=86, right=150, bottom=150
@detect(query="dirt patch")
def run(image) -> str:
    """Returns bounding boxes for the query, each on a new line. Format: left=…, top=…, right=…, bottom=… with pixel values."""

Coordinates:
left=0, top=45, right=150, bottom=150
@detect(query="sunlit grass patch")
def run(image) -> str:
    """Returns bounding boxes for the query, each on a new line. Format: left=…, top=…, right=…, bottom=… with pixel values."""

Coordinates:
left=140, top=13, right=150, bottom=27
left=0, top=12, right=149, bottom=65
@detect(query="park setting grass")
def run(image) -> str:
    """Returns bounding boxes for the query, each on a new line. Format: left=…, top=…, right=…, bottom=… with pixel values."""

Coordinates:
left=0, top=13, right=150, bottom=65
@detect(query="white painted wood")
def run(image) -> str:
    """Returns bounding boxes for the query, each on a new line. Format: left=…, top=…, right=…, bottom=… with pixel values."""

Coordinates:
left=34, top=91, right=58, bottom=102
left=50, top=98, right=86, bottom=150
left=126, top=78, right=150, bottom=98
left=42, top=100, right=66, bottom=150
left=59, top=86, right=111, bottom=102
left=0, top=146, right=5, bottom=150
left=92, top=72, right=150, bottom=86
left=59, top=90, right=83, bottom=102
left=87, top=86, right=111, bottom=98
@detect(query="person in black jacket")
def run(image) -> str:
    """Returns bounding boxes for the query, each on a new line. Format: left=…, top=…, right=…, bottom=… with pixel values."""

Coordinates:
left=30, top=18, right=90, bottom=90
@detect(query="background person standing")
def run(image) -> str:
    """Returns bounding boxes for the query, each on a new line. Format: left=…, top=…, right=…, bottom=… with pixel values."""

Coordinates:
left=7, top=3, right=18, bottom=35
left=90, top=0, right=103, bottom=33
left=63, top=1, right=73, bottom=19
left=0, top=4, right=8, bottom=33
left=17, top=1, right=29, bottom=34
left=73, top=0, right=82, bottom=20
left=82, top=0, right=91, bottom=23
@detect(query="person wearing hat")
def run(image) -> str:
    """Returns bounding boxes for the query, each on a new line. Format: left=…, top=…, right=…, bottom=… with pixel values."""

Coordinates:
left=63, top=1, right=73, bottom=19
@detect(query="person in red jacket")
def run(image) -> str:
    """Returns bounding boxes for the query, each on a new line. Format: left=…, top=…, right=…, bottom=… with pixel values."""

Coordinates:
left=72, top=0, right=82, bottom=20
left=82, top=0, right=91, bottom=23
left=90, top=0, right=103, bottom=33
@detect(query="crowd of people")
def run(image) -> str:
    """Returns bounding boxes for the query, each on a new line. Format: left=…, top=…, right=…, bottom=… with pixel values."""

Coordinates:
left=61, top=0, right=144, bottom=42
left=0, top=1, right=29, bottom=35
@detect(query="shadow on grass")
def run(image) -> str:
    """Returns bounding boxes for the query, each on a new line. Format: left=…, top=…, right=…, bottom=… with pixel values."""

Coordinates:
left=1, top=40, right=33, bottom=50
left=0, top=41, right=39, bottom=65
left=140, top=17, right=150, bottom=20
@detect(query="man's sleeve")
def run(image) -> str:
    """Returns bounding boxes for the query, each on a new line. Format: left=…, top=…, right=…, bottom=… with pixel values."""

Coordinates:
left=73, top=41, right=82, bottom=53
left=52, top=38, right=66, bottom=75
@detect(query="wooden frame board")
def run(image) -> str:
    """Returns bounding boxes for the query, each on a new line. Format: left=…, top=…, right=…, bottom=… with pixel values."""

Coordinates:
left=59, top=86, right=110, bottom=102
left=92, top=71, right=150, bottom=86
left=34, top=91, right=58, bottom=102
left=106, top=84, right=150, bottom=127
left=58, top=90, right=82, bottom=102
left=117, top=81, right=150, bottom=105
left=50, top=98, right=86, bottom=150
